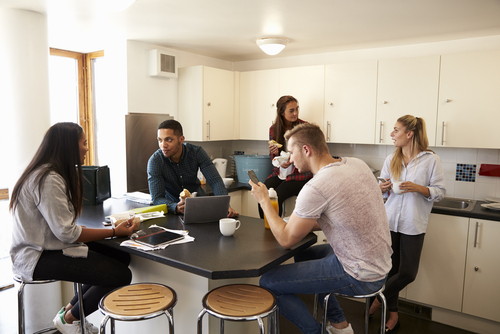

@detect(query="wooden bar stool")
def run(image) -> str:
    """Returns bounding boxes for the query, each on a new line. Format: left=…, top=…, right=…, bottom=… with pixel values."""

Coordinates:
left=98, top=283, right=177, bottom=334
left=197, top=284, right=278, bottom=334
left=14, top=275, right=86, bottom=334
left=313, top=285, right=387, bottom=334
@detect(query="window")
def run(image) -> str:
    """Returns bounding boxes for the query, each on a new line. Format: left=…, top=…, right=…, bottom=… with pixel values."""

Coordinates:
left=49, top=49, right=104, bottom=165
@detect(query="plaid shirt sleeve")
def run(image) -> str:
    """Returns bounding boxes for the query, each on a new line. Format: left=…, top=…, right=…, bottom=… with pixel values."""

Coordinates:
left=147, top=149, right=178, bottom=213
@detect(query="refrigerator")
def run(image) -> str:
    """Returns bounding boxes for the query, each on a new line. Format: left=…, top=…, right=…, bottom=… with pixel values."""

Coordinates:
left=125, top=113, right=173, bottom=193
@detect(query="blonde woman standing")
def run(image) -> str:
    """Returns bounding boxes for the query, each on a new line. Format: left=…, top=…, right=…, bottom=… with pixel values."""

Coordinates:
left=369, top=115, right=445, bottom=333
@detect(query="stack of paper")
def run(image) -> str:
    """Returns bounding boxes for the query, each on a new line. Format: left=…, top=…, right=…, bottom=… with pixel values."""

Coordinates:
left=126, top=192, right=153, bottom=205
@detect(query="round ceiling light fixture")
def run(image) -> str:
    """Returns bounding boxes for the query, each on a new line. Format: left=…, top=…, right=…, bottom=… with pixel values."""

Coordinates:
left=256, top=37, right=288, bottom=56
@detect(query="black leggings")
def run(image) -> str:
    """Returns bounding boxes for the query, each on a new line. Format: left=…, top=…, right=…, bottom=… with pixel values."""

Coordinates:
left=382, top=231, right=425, bottom=312
left=258, top=176, right=310, bottom=218
left=33, top=242, right=132, bottom=320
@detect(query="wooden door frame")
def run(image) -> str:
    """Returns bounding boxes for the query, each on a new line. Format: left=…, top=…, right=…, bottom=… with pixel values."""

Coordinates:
left=49, top=48, right=104, bottom=166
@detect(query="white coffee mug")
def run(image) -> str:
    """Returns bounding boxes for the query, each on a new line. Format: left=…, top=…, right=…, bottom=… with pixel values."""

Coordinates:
left=219, top=218, right=241, bottom=236
left=392, top=181, right=403, bottom=195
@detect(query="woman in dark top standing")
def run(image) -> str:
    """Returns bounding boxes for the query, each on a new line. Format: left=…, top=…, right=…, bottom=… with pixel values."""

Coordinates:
left=258, top=95, right=313, bottom=218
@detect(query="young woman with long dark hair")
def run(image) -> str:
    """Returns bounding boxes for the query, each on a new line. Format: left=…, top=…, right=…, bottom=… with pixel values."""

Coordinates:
left=259, top=95, right=313, bottom=218
left=10, top=122, right=135, bottom=334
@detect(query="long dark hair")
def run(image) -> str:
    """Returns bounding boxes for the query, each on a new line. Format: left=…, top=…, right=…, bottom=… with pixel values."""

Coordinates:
left=9, top=122, right=85, bottom=219
left=272, top=95, right=300, bottom=151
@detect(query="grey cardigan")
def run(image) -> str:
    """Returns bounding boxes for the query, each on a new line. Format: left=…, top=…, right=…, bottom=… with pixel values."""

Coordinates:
left=10, top=168, right=86, bottom=281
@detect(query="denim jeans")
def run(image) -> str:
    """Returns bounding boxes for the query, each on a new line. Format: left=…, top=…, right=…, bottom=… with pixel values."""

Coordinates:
left=260, top=244, right=386, bottom=334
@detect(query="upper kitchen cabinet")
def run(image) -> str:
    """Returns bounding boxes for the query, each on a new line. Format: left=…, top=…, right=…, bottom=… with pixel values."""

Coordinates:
left=239, top=69, right=279, bottom=140
left=178, top=66, right=235, bottom=141
left=375, top=56, right=440, bottom=145
left=437, top=50, right=500, bottom=148
left=324, top=61, right=378, bottom=144
left=279, top=66, right=325, bottom=128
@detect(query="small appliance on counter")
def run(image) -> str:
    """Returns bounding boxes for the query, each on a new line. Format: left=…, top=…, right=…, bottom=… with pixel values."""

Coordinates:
left=212, top=158, right=228, bottom=178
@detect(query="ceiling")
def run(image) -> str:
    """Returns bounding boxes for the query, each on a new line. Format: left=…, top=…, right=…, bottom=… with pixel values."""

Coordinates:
left=2, top=0, right=500, bottom=62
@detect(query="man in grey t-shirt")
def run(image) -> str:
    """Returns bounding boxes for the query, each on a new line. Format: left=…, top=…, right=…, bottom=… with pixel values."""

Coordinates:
left=250, top=123, right=392, bottom=334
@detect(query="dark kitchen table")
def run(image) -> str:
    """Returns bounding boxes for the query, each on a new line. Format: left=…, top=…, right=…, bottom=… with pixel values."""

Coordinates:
left=78, top=197, right=317, bottom=334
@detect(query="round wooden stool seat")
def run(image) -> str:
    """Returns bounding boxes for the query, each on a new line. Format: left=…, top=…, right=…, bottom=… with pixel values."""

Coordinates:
left=205, top=284, right=275, bottom=317
left=103, top=283, right=175, bottom=316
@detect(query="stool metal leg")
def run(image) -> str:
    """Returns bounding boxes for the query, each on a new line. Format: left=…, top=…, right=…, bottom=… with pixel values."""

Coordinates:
left=378, top=292, right=387, bottom=334
left=364, top=297, right=370, bottom=334
left=99, top=315, right=109, bottom=334
left=18, top=281, right=26, bottom=334
left=219, top=318, right=224, bottom=333
left=257, top=317, right=265, bottom=334
left=313, top=293, right=319, bottom=320
left=197, top=308, right=207, bottom=334
left=321, top=293, right=331, bottom=334
left=74, top=282, right=86, bottom=334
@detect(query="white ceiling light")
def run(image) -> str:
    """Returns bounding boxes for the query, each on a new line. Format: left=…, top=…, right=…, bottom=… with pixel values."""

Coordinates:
left=256, top=37, right=288, bottom=56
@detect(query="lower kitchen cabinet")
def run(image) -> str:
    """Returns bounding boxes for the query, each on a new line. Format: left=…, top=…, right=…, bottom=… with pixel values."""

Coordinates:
left=462, top=219, right=500, bottom=322
left=406, top=214, right=469, bottom=312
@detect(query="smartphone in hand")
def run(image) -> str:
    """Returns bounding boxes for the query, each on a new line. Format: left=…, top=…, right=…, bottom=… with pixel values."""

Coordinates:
left=377, top=177, right=388, bottom=182
left=248, top=170, right=259, bottom=184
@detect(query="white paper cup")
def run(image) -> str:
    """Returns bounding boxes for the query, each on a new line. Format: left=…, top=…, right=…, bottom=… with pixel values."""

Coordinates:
left=392, top=181, right=403, bottom=195
left=219, top=218, right=241, bottom=236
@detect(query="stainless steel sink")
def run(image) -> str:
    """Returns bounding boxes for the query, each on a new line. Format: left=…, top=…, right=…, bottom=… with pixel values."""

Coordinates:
left=433, top=197, right=476, bottom=212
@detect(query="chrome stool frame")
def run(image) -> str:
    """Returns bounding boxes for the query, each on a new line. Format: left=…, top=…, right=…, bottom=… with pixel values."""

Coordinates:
left=314, top=285, right=387, bottom=334
left=197, top=284, right=279, bottom=334
left=98, top=283, right=177, bottom=334
left=14, top=275, right=86, bottom=334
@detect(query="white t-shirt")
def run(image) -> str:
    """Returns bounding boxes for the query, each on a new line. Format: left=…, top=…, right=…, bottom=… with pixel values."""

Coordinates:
left=294, top=157, right=392, bottom=281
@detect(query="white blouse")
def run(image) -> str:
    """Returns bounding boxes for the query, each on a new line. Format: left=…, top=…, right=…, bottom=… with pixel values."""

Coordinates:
left=380, top=151, right=446, bottom=235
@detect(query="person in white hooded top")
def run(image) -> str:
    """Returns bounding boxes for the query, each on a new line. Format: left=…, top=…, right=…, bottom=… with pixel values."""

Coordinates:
left=369, top=115, right=445, bottom=333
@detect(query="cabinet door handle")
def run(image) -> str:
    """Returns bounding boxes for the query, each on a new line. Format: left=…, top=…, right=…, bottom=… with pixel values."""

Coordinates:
left=329, top=102, right=333, bottom=106
left=474, top=221, right=479, bottom=248
left=379, top=121, right=384, bottom=143
left=382, top=101, right=388, bottom=104
left=446, top=99, right=452, bottom=103
left=474, top=266, right=479, bottom=272
left=207, top=120, right=210, bottom=140
left=327, top=121, right=331, bottom=141
left=441, top=121, right=445, bottom=146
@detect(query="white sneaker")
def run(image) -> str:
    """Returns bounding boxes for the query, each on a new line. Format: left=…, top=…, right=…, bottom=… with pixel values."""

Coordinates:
left=326, top=323, right=354, bottom=334
left=53, top=312, right=82, bottom=334
left=75, top=319, right=99, bottom=334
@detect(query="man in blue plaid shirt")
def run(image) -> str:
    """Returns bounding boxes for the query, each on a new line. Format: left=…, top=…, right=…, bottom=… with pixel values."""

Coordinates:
left=147, top=119, right=238, bottom=217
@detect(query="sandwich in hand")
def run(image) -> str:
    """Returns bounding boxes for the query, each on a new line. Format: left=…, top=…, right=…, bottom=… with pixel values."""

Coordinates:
left=180, top=188, right=192, bottom=200
left=268, top=140, right=283, bottom=148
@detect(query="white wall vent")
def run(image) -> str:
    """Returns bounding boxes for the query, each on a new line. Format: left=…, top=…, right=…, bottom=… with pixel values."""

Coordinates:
left=149, top=49, right=177, bottom=78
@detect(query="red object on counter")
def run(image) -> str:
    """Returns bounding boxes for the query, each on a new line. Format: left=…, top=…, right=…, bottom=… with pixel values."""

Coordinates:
left=478, top=164, right=500, bottom=177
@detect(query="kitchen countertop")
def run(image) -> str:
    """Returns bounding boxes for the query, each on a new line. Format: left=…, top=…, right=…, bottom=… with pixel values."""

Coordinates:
left=432, top=200, right=500, bottom=222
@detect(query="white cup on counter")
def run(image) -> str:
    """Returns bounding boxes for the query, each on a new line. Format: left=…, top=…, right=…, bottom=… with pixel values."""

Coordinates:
left=219, top=218, right=241, bottom=236
left=392, top=181, right=404, bottom=195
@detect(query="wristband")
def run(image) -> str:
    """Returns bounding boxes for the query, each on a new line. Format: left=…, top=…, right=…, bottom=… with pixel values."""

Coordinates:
left=112, top=228, right=115, bottom=238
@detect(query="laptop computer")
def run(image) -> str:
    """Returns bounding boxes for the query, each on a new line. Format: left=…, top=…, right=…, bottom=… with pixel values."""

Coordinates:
left=178, top=195, right=231, bottom=224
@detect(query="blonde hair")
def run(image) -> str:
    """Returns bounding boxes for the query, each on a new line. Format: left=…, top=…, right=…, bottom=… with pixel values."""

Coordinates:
left=284, top=123, right=329, bottom=155
left=390, top=115, right=432, bottom=180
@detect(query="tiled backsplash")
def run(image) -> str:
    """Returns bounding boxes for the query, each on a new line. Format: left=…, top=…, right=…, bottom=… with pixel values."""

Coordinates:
left=195, top=139, right=500, bottom=200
